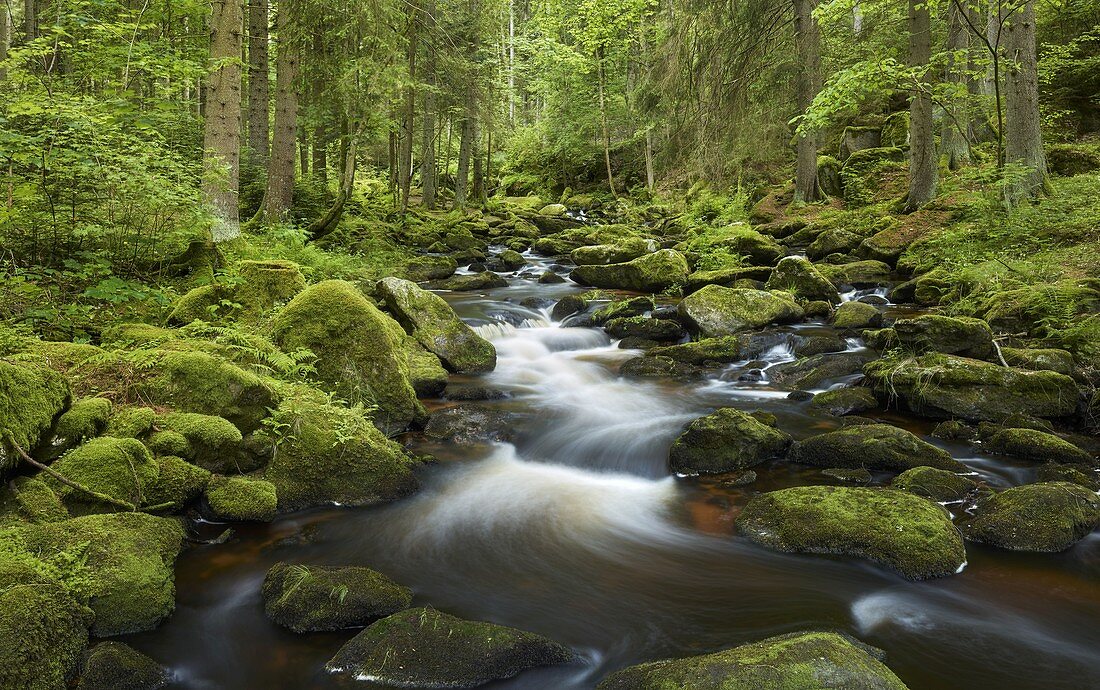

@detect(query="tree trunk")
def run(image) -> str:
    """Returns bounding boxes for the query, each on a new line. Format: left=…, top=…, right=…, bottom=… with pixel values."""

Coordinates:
left=792, top=0, right=821, bottom=203
left=905, top=0, right=936, bottom=212
left=23, top=0, right=35, bottom=41
left=247, top=0, right=270, bottom=165
left=454, top=113, right=472, bottom=209
left=312, top=125, right=327, bottom=183
left=263, top=0, right=299, bottom=222
left=203, top=0, right=244, bottom=241
left=644, top=128, right=655, bottom=190
left=298, top=127, right=309, bottom=177
left=399, top=0, right=418, bottom=210
left=597, top=47, right=616, bottom=196
left=420, top=0, right=438, bottom=209
left=472, top=116, right=485, bottom=204
left=1003, top=0, right=1047, bottom=199
left=0, top=0, right=10, bottom=81
left=308, top=128, right=358, bottom=240
left=943, top=0, right=971, bottom=170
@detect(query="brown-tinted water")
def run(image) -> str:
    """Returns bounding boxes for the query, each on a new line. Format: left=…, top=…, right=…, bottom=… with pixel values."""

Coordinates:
left=126, top=255, right=1100, bottom=689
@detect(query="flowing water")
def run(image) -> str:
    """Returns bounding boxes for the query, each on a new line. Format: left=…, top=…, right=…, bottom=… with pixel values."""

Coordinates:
left=128, top=252, right=1100, bottom=689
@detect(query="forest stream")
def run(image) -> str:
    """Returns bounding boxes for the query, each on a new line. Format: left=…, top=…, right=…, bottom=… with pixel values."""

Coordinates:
left=123, top=251, right=1100, bottom=690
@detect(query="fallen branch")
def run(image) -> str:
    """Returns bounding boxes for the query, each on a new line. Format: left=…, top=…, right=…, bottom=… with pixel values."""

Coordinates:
left=3, top=430, right=137, bottom=511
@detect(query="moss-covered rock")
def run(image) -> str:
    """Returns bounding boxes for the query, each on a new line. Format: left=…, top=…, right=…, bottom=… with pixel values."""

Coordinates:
left=819, top=260, right=893, bottom=288
left=378, top=277, right=496, bottom=374
left=961, top=482, right=1100, bottom=552
left=262, top=562, right=413, bottom=633
left=159, top=412, right=247, bottom=473
left=984, top=428, right=1095, bottom=465
left=1046, top=143, right=1100, bottom=176
left=764, top=256, right=841, bottom=304
left=426, top=271, right=509, bottom=291
left=891, top=466, right=978, bottom=503
left=1000, top=347, right=1076, bottom=376
left=669, top=408, right=791, bottom=475
left=404, top=341, right=449, bottom=397
left=205, top=475, right=277, bottom=522
left=326, top=607, right=573, bottom=687
left=46, top=437, right=159, bottom=513
left=591, top=296, right=654, bottom=324
left=832, top=301, right=882, bottom=329
left=893, top=315, right=994, bottom=359
left=571, top=237, right=654, bottom=265
left=620, top=355, right=706, bottom=381
left=272, top=280, right=425, bottom=433
left=0, top=476, right=68, bottom=527
left=570, top=249, right=690, bottom=293
left=678, top=285, right=803, bottom=337
left=598, top=630, right=908, bottom=690
left=404, top=255, right=458, bottom=282
left=103, top=407, right=157, bottom=439
left=145, top=430, right=190, bottom=458
left=789, top=424, right=964, bottom=473
left=17, top=512, right=185, bottom=635
left=695, top=228, right=784, bottom=266
left=683, top=266, right=774, bottom=293
left=0, top=361, right=71, bottom=476
left=807, top=229, right=864, bottom=261
left=48, top=398, right=112, bottom=457
left=258, top=387, right=420, bottom=512
left=144, top=455, right=211, bottom=510
left=808, top=387, right=878, bottom=416
left=769, top=352, right=873, bottom=390
left=1036, top=463, right=1100, bottom=491
left=605, top=316, right=684, bottom=342
left=76, top=642, right=170, bottom=690
left=864, top=354, right=1080, bottom=422
left=737, top=485, right=965, bottom=580
left=646, top=336, right=748, bottom=365
left=169, top=260, right=306, bottom=324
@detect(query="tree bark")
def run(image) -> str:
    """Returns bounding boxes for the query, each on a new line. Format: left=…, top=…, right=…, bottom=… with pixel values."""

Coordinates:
left=792, top=0, right=821, bottom=203
left=203, top=0, right=244, bottom=241
left=399, top=0, right=418, bottom=210
left=1003, top=0, right=1047, bottom=199
left=597, top=48, right=616, bottom=197
left=905, top=0, right=936, bottom=212
left=23, top=0, right=34, bottom=41
left=0, top=0, right=10, bottom=81
left=308, top=127, right=358, bottom=240
left=247, top=0, right=270, bottom=165
left=263, top=0, right=299, bottom=222
left=454, top=112, right=472, bottom=209
left=419, top=0, right=438, bottom=209
left=472, top=115, right=485, bottom=204
left=943, top=0, right=971, bottom=170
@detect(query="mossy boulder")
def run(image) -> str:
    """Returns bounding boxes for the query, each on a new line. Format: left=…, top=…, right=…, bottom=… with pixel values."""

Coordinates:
left=891, top=466, right=978, bottom=503
left=1036, top=463, right=1100, bottom=491
left=984, top=428, right=1094, bottom=465
left=262, top=562, right=413, bottom=633
left=159, top=412, right=246, bottom=473
left=807, top=228, right=864, bottom=261
left=46, top=437, right=159, bottom=513
left=169, top=260, right=306, bottom=324
left=702, top=228, right=785, bottom=266
left=789, top=424, right=964, bottom=473
left=893, top=315, right=994, bottom=359
left=0, top=361, right=71, bottom=475
left=765, top=256, right=841, bottom=304
left=426, top=271, right=509, bottom=291
left=404, top=255, right=458, bottom=282
left=16, top=512, right=186, bottom=635
left=646, top=337, right=748, bottom=365
left=864, top=354, right=1079, bottom=422
left=961, top=482, right=1100, bottom=552
left=76, top=642, right=170, bottom=690
left=605, top=317, right=684, bottom=342
left=145, top=430, right=190, bottom=458
left=571, top=237, right=653, bottom=265
left=819, top=260, right=893, bottom=288
left=272, top=280, right=425, bottom=434
left=204, top=475, right=277, bottom=522
left=144, top=455, right=211, bottom=510
left=48, top=398, right=112, bottom=457
left=832, top=301, right=882, bottom=329
left=0, top=476, right=68, bottom=527
left=592, top=296, right=655, bottom=324
left=104, top=407, right=156, bottom=439
left=1000, top=347, right=1076, bottom=376
left=808, top=387, right=878, bottom=416
left=496, top=249, right=527, bottom=270
left=1046, top=143, right=1100, bottom=176
left=769, top=352, right=873, bottom=390
left=737, top=486, right=966, bottom=580
left=678, top=285, right=803, bottom=337
left=326, top=607, right=573, bottom=687
left=597, top=630, right=908, bottom=690
left=258, top=388, right=419, bottom=512
left=378, top=277, right=496, bottom=374
left=570, top=249, right=690, bottom=293
left=683, top=266, right=774, bottom=293
left=669, top=409, right=791, bottom=475
left=404, top=341, right=450, bottom=397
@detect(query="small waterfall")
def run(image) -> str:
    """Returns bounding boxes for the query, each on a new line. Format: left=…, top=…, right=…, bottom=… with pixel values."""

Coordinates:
left=475, top=316, right=553, bottom=340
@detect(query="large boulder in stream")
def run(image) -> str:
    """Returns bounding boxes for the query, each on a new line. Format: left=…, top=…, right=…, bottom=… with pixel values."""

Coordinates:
left=864, top=354, right=1080, bottom=422
left=737, top=486, right=966, bottom=580
left=76, top=642, right=171, bottom=690
left=272, top=280, right=426, bottom=433
left=765, top=256, right=841, bottom=304
left=0, top=361, right=71, bottom=476
left=326, top=607, right=574, bottom=687
left=571, top=237, right=654, bottom=265
left=960, top=482, right=1100, bottom=552
left=677, top=285, right=803, bottom=337
left=670, top=409, right=791, bottom=475
left=378, top=277, right=496, bottom=374
left=984, top=427, right=1095, bottom=465
left=789, top=424, right=966, bottom=473
left=892, top=315, right=994, bottom=359
left=426, top=271, right=509, bottom=291
left=891, top=466, right=979, bottom=503
left=769, top=351, right=873, bottom=390
left=262, top=562, right=413, bottom=633
left=570, top=249, right=690, bottom=293
left=597, top=631, right=909, bottom=690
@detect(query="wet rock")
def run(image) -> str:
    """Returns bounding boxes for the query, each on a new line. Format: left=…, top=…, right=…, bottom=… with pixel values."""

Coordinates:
left=618, top=337, right=660, bottom=350
left=983, top=428, right=1095, bottom=465
left=858, top=294, right=890, bottom=306
left=426, top=271, right=509, bottom=292
left=931, top=420, right=976, bottom=441
left=647, top=337, right=745, bottom=365
left=769, top=351, right=873, bottom=390
left=683, top=266, right=774, bottom=293
left=570, top=250, right=690, bottom=293
left=262, top=562, right=412, bottom=633
left=893, top=315, right=994, bottom=359
left=620, top=356, right=705, bottom=381
left=808, top=387, right=878, bottom=416
left=592, top=296, right=654, bottom=323
left=605, top=317, right=684, bottom=342
left=205, top=475, right=277, bottom=522
left=864, top=354, right=1080, bottom=422
left=738, top=368, right=766, bottom=382
left=961, top=482, right=1100, bottom=552
left=326, top=607, right=573, bottom=687
left=498, top=249, right=527, bottom=270
left=793, top=334, right=847, bottom=357
left=669, top=408, right=791, bottom=475
left=717, top=470, right=758, bottom=487
left=677, top=285, right=803, bottom=337
left=832, top=301, right=882, bottom=329
left=891, top=466, right=978, bottom=503
left=467, top=262, right=488, bottom=273
left=863, top=327, right=899, bottom=351
left=562, top=313, right=596, bottom=328
left=822, top=467, right=873, bottom=484
left=764, top=256, right=841, bottom=304
left=378, top=277, right=497, bottom=374
left=424, top=405, right=520, bottom=445
left=597, top=631, right=908, bottom=690
left=1000, top=347, right=1076, bottom=376
left=789, top=424, right=965, bottom=472
left=519, top=297, right=554, bottom=311
left=571, top=237, right=654, bottom=265
left=404, top=255, right=458, bottom=282
left=76, top=642, right=170, bottom=690
left=538, top=271, right=566, bottom=284
left=551, top=295, right=588, bottom=320
left=0, top=361, right=70, bottom=476
left=446, top=386, right=510, bottom=401
left=739, top=485, right=965, bottom=579
left=819, top=260, right=893, bottom=288
left=787, top=390, right=814, bottom=402
left=807, top=229, right=864, bottom=261
left=802, top=300, right=833, bottom=318
left=1036, top=463, right=1100, bottom=491
left=405, top=342, right=449, bottom=398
